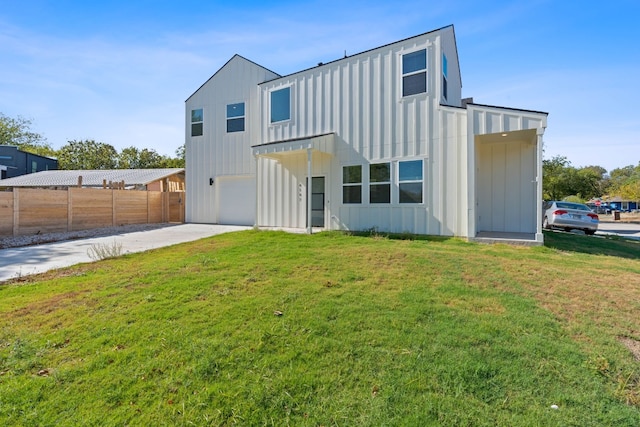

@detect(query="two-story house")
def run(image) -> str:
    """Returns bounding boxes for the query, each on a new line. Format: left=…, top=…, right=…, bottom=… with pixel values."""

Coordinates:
left=185, top=25, right=548, bottom=244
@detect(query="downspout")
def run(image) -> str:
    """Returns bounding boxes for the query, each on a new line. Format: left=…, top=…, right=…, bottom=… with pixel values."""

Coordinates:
left=307, top=148, right=313, bottom=234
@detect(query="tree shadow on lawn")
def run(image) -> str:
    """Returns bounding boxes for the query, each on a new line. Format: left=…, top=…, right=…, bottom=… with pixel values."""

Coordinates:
left=543, top=230, right=640, bottom=260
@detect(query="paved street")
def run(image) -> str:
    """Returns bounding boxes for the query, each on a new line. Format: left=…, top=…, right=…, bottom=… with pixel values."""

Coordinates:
left=597, top=221, right=640, bottom=240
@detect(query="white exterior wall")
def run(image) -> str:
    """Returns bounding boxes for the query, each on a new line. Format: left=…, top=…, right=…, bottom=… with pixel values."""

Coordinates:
left=255, top=27, right=468, bottom=235
left=186, top=25, right=548, bottom=240
left=466, top=105, right=548, bottom=239
left=185, top=56, right=279, bottom=223
left=256, top=152, right=332, bottom=228
left=438, top=26, right=462, bottom=108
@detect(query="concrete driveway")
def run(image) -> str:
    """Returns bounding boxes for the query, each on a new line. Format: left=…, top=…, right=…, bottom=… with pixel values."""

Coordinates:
left=0, top=224, right=250, bottom=283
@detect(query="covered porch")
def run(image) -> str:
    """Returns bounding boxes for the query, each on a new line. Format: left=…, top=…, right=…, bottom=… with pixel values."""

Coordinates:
left=466, top=104, right=547, bottom=245
left=252, top=133, right=335, bottom=233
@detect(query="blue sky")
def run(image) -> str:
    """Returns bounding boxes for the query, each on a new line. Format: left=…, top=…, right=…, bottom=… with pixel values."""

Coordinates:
left=1, top=0, right=638, bottom=172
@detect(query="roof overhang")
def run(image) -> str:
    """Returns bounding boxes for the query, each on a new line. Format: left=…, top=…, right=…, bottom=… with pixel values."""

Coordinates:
left=252, top=133, right=335, bottom=159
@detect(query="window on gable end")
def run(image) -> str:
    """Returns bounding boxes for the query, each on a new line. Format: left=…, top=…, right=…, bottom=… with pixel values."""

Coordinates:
left=402, top=49, right=427, bottom=97
left=191, top=108, right=203, bottom=137
left=442, top=53, right=448, bottom=101
left=227, top=102, right=245, bottom=133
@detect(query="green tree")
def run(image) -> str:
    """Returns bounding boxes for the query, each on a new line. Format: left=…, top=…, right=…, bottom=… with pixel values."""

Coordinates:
left=618, top=181, right=640, bottom=200
left=57, top=139, right=118, bottom=170
left=608, top=163, right=640, bottom=200
left=156, top=145, right=185, bottom=168
left=574, top=167, right=604, bottom=200
left=609, top=164, right=640, bottom=188
left=118, top=146, right=183, bottom=169
left=543, top=156, right=610, bottom=201
left=543, top=156, right=570, bottom=200
left=118, top=146, right=163, bottom=168
left=0, top=113, right=55, bottom=157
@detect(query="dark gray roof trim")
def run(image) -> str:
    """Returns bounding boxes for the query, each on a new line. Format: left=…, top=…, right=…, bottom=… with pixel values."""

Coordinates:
left=251, top=132, right=335, bottom=148
left=258, top=25, right=455, bottom=85
left=185, top=54, right=281, bottom=102
left=466, top=102, right=549, bottom=116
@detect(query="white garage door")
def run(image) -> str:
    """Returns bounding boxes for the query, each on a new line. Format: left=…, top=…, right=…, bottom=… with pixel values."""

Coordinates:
left=217, top=176, right=255, bottom=225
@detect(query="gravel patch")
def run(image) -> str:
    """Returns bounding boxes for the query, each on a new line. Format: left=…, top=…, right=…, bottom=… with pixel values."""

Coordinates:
left=0, top=223, right=177, bottom=249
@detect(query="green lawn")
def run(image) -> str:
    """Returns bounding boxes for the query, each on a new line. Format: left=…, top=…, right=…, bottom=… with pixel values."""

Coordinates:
left=1, top=230, right=639, bottom=426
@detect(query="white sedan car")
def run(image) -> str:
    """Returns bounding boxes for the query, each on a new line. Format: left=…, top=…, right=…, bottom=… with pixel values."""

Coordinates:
left=542, top=201, right=599, bottom=235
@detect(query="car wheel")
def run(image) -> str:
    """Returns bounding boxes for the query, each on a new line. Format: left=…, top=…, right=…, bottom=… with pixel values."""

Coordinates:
left=585, top=229, right=595, bottom=235
left=543, top=217, right=551, bottom=230
left=564, top=227, right=571, bottom=232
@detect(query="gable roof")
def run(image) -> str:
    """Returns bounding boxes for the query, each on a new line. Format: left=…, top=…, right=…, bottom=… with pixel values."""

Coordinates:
left=188, top=25, right=459, bottom=99
left=258, top=24, right=457, bottom=85
left=186, top=54, right=281, bottom=102
left=0, top=168, right=184, bottom=188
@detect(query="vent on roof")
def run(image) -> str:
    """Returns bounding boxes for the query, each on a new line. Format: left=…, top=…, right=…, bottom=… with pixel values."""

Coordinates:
left=462, top=97, right=474, bottom=108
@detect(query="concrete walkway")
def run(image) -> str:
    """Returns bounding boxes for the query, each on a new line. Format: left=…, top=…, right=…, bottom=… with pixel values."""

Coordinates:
left=0, top=224, right=250, bottom=283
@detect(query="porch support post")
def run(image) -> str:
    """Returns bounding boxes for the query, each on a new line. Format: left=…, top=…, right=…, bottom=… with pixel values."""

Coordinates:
left=307, top=148, right=313, bottom=234
left=254, top=154, right=259, bottom=229
left=535, top=128, right=545, bottom=243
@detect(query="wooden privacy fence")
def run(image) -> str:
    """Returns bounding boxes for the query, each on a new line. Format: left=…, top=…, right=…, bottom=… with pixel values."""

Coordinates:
left=0, top=188, right=185, bottom=237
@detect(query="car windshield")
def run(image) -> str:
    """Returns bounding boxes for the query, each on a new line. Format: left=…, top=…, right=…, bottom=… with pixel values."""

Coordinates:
left=556, top=202, right=591, bottom=211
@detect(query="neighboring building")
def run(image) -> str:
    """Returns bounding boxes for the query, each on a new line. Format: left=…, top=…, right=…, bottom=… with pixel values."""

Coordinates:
left=0, top=168, right=185, bottom=191
left=185, top=25, right=548, bottom=243
left=0, top=145, right=58, bottom=178
left=607, top=198, right=638, bottom=212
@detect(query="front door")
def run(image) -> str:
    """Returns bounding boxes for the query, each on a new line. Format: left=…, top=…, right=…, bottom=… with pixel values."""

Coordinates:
left=308, top=176, right=325, bottom=227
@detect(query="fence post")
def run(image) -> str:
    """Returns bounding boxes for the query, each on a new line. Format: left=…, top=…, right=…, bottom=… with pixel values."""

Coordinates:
left=67, top=188, right=73, bottom=232
left=112, top=189, right=116, bottom=226
left=163, top=192, right=169, bottom=222
left=13, top=188, right=19, bottom=236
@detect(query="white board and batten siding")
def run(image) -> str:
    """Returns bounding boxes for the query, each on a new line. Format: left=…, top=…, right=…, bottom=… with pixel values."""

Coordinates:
left=256, top=26, right=469, bottom=235
left=185, top=55, right=279, bottom=224
left=186, top=25, right=548, bottom=241
left=466, top=104, right=547, bottom=237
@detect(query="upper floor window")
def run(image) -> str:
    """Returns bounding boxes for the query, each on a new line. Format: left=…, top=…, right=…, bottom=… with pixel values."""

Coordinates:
left=370, top=163, right=391, bottom=203
left=399, top=160, right=423, bottom=203
left=191, top=108, right=203, bottom=136
left=442, top=53, right=448, bottom=101
left=343, top=165, right=362, bottom=204
left=270, top=87, right=291, bottom=123
left=227, top=102, right=245, bottom=133
left=402, top=49, right=427, bottom=97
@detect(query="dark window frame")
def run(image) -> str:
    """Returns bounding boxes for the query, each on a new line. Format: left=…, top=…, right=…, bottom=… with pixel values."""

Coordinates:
left=191, top=108, right=203, bottom=137
left=402, top=49, right=427, bottom=97
left=342, top=165, right=362, bottom=204
left=398, top=159, right=423, bottom=204
left=370, top=162, right=391, bottom=204
left=442, top=53, right=448, bottom=101
left=226, top=102, right=245, bottom=133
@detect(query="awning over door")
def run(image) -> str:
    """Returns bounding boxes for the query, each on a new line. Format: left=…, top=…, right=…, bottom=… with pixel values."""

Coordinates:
left=252, top=133, right=335, bottom=158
